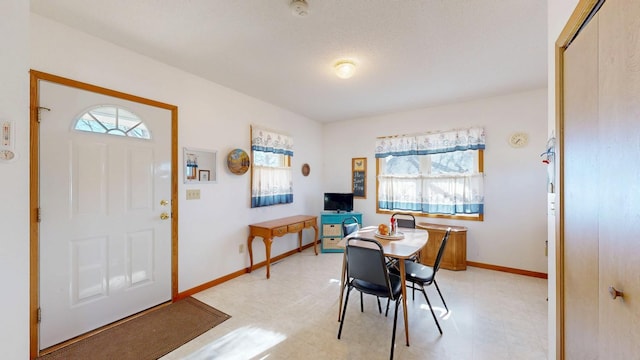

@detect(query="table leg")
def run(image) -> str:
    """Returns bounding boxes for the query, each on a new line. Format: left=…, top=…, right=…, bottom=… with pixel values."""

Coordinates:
left=263, top=237, right=273, bottom=279
left=338, top=251, right=347, bottom=321
left=247, top=235, right=255, bottom=273
left=399, top=259, right=410, bottom=346
left=298, top=230, right=303, bottom=252
left=312, top=224, right=319, bottom=255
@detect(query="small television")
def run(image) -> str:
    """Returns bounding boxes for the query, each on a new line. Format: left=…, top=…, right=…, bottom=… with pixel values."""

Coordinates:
left=324, top=192, right=354, bottom=213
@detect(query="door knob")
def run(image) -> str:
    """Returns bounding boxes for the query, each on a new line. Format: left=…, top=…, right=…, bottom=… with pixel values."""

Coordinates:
left=160, top=199, right=169, bottom=206
left=609, top=286, right=624, bottom=300
left=160, top=212, right=170, bottom=220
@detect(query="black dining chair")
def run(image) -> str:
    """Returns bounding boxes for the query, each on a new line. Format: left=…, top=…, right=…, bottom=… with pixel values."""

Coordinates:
left=341, top=216, right=360, bottom=237
left=389, top=213, right=418, bottom=265
left=338, top=237, right=403, bottom=360
left=393, top=228, right=451, bottom=335
left=341, top=217, right=385, bottom=314
left=391, top=212, right=416, bottom=229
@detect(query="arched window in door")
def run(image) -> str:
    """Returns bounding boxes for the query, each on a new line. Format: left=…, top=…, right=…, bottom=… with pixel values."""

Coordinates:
left=73, top=105, right=151, bottom=139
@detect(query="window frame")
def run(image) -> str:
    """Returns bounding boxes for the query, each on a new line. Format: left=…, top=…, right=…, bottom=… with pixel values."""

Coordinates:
left=375, top=149, right=484, bottom=221
left=249, top=126, right=294, bottom=208
left=73, top=105, right=151, bottom=140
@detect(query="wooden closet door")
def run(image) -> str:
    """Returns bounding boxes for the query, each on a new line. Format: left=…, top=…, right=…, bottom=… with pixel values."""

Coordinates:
left=562, top=11, right=599, bottom=360
left=597, top=0, right=640, bottom=357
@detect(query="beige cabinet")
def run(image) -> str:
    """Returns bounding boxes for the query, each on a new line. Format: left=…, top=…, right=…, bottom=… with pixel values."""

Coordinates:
left=416, top=223, right=467, bottom=271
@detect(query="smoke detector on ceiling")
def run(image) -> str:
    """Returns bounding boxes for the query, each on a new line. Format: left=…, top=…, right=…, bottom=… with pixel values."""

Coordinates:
left=290, top=0, right=309, bottom=17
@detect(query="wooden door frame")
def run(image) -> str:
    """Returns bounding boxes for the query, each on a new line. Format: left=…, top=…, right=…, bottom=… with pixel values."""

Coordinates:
left=554, top=1, right=602, bottom=359
left=29, top=70, right=179, bottom=359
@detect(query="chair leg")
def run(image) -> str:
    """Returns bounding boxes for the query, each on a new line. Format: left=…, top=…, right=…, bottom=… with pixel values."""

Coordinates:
left=338, top=287, right=353, bottom=339
left=390, top=298, right=401, bottom=360
left=385, top=298, right=390, bottom=317
left=420, top=286, right=443, bottom=335
left=359, top=292, right=383, bottom=314
left=433, top=279, right=449, bottom=312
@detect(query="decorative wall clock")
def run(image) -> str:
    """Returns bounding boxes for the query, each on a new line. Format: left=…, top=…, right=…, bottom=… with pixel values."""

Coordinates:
left=508, top=132, right=529, bottom=148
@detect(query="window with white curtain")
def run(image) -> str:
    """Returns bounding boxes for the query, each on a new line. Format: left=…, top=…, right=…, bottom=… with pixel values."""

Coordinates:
left=376, top=127, right=485, bottom=221
left=251, top=126, right=293, bottom=208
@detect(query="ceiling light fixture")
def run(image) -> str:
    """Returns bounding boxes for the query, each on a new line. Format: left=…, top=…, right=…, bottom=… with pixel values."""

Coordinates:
left=334, top=60, right=356, bottom=79
left=290, top=0, right=309, bottom=17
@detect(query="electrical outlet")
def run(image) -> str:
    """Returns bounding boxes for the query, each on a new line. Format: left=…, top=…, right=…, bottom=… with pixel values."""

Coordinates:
left=186, top=189, right=200, bottom=200
left=238, top=244, right=244, bottom=253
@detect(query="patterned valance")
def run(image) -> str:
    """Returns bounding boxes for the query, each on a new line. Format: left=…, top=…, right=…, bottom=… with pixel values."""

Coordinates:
left=251, top=126, right=294, bottom=156
left=375, top=127, right=485, bottom=158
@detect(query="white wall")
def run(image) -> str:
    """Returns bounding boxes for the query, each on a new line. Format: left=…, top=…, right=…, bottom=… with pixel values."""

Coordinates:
left=0, top=3, right=566, bottom=358
left=0, top=2, right=30, bottom=359
left=323, top=89, right=549, bottom=274
left=29, top=14, right=324, bottom=292
left=547, top=0, right=580, bottom=359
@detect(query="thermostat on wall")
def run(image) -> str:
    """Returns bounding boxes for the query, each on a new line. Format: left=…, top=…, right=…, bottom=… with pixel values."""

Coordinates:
left=1, top=121, right=16, bottom=162
left=0, top=149, right=15, bottom=161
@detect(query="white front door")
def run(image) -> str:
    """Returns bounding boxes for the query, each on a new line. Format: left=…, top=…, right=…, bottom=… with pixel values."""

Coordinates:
left=38, top=80, right=173, bottom=349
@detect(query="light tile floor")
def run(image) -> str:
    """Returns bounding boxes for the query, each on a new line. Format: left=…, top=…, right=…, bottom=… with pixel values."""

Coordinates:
left=162, top=248, right=548, bottom=360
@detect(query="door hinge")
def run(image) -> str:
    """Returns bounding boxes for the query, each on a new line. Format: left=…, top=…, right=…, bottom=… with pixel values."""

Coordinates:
left=37, top=207, right=41, bottom=223
left=37, top=307, right=41, bottom=323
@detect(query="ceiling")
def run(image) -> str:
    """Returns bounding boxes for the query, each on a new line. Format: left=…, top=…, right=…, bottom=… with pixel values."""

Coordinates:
left=30, top=0, right=547, bottom=123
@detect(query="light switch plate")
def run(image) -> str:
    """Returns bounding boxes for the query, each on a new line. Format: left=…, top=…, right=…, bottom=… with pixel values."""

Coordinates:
left=186, top=189, right=200, bottom=200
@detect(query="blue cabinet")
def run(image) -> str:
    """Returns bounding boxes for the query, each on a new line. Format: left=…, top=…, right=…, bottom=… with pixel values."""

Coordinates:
left=320, top=212, right=362, bottom=253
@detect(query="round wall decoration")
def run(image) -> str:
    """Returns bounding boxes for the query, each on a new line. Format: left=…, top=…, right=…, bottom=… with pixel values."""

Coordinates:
left=302, top=163, right=310, bottom=176
left=508, top=132, right=529, bottom=148
left=227, top=148, right=250, bottom=175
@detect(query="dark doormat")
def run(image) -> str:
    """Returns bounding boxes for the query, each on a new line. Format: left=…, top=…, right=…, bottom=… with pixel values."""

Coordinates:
left=38, top=297, right=230, bottom=360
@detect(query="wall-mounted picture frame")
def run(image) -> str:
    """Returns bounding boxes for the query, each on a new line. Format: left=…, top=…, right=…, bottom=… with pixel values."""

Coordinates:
left=184, top=147, right=217, bottom=183
left=352, top=157, right=366, bottom=199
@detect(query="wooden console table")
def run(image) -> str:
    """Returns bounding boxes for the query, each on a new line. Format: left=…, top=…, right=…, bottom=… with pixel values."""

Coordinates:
left=416, top=222, right=468, bottom=270
left=247, top=215, right=319, bottom=279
